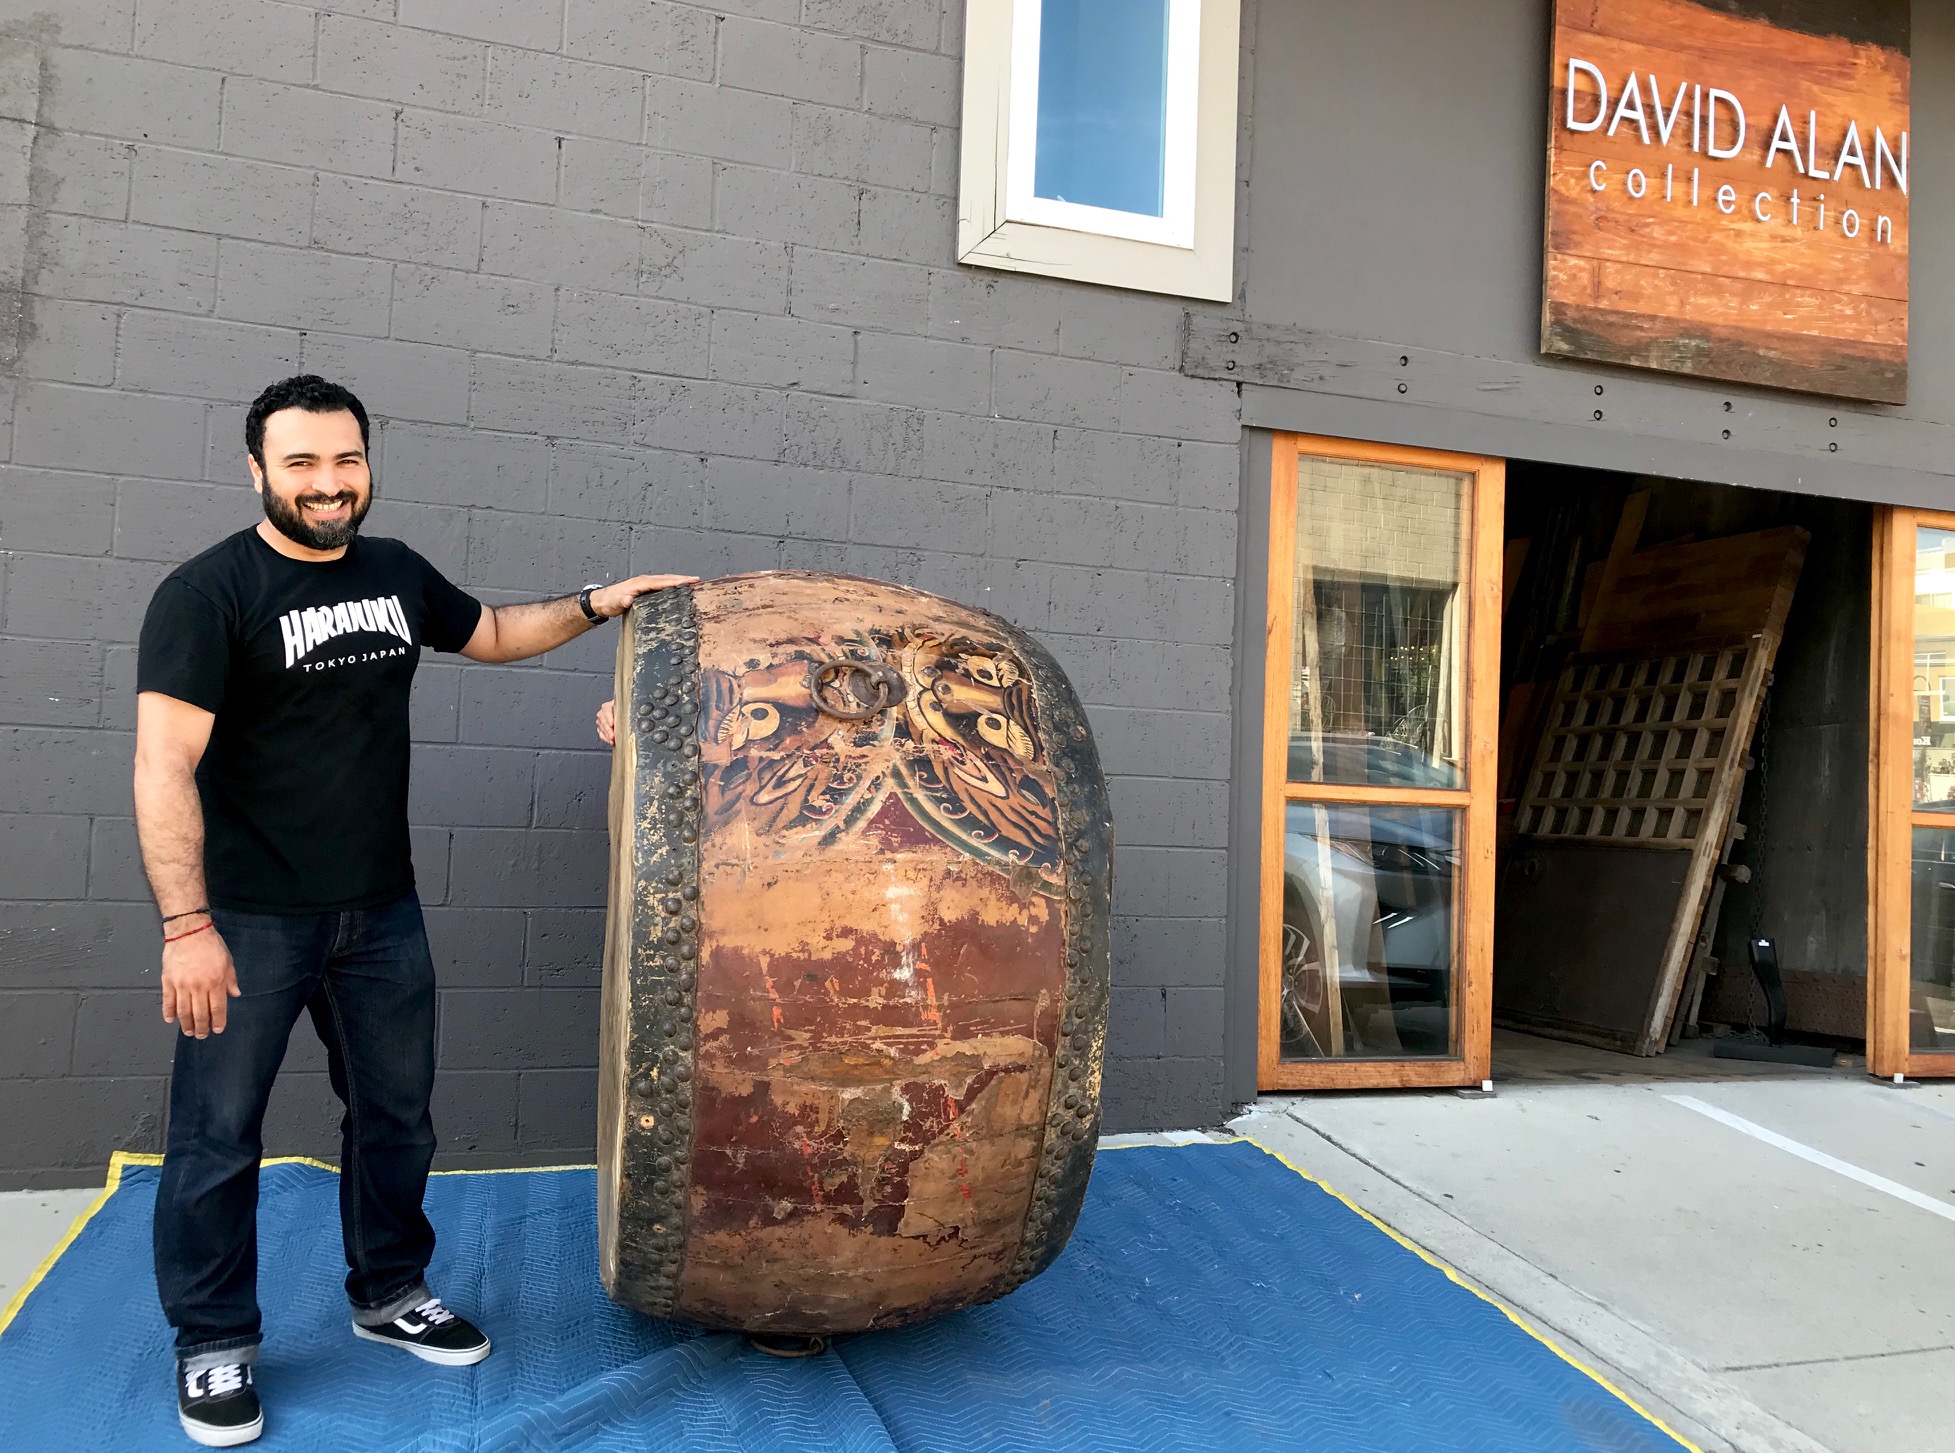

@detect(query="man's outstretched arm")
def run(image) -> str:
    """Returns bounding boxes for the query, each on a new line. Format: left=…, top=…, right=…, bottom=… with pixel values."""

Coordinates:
left=134, top=691, right=238, bottom=1039
left=459, top=574, right=696, bottom=665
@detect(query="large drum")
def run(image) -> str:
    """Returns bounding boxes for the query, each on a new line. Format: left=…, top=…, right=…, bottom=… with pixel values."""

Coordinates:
left=597, top=571, right=1111, bottom=1335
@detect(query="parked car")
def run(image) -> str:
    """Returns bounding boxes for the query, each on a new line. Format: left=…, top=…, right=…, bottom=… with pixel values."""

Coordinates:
left=1280, top=735, right=1457, bottom=1059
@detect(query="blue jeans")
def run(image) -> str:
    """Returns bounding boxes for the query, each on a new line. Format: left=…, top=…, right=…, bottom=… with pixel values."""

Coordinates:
left=153, top=892, right=440, bottom=1368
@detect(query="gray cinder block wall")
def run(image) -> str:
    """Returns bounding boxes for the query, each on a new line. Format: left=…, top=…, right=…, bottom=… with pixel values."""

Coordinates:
left=0, top=0, right=1245, bottom=1187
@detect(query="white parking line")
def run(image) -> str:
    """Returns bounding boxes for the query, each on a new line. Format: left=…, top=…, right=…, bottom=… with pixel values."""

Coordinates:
left=1666, top=1094, right=1955, bottom=1224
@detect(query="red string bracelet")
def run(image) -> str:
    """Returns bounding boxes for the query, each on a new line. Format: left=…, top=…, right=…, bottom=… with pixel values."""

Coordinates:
left=164, top=920, right=215, bottom=945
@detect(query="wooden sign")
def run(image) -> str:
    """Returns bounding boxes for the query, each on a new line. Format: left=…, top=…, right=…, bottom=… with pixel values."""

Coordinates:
left=1543, top=0, right=1910, bottom=404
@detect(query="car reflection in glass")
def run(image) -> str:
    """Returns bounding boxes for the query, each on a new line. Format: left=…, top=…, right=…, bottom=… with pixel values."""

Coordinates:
left=1282, top=736, right=1457, bottom=1060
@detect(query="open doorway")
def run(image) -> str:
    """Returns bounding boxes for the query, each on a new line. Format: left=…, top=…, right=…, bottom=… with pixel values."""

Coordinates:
left=1492, top=463, right=1874, bottom=1081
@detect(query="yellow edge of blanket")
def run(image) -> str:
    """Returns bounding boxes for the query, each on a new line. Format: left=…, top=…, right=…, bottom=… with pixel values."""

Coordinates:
left=0, top=1150, right=162, bottom=1338
left=1100, top=1137, right=1701, bottom=1452
left=2, top=1136, right=1700, bottom=1453
left=1234, top=1136, right=1703, bottom=1453
left=0, top=1152, right=600, bottom=1339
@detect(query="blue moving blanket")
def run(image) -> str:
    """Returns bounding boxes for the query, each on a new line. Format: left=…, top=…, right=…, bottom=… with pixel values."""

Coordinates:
left=0, top=1140, right=1686, bottom=1451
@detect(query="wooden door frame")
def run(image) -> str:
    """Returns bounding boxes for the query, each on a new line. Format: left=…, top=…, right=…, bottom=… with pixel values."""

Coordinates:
left=1257, top=433, right=1504, bottom=1091
left=1870, top=505, right=1955, bottom=1080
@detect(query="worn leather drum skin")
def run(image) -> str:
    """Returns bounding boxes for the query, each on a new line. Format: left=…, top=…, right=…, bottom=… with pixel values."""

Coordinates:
left=597, top=571, right=1112, bottom=1335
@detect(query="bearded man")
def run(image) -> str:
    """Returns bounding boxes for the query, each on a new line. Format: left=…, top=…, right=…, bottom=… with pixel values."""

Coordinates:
left=134, top=375, right=692, bottom=1446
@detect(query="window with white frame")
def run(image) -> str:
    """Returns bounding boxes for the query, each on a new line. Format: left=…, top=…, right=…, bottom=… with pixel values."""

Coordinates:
left=958, top=0, right=1240, bottom=300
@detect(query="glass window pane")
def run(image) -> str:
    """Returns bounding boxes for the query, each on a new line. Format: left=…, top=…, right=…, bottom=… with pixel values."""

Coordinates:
left=1914, top=526, right=1955, bottom=810
left=1279, top=803, right=1459, bottom=1062
left=1289, top=456, right=1468, bottom=788
left=1033, top=0, right=1171, bottom=218
left=1910, top=827, right=1955, bottom=1051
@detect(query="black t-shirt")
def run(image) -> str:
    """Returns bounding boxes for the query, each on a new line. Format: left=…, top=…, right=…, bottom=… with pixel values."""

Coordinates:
left=137, top=528, right=483, bottom=913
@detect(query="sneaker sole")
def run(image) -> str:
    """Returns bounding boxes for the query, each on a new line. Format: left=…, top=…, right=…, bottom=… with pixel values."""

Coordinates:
left=179, top=1410, right=263, bottom=1447
left=351, top=1322, right=492, bottom=1366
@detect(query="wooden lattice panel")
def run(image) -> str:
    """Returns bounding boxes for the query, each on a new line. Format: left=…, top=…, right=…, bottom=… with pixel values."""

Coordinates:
left=1519, top=646, right=1751, bottom=848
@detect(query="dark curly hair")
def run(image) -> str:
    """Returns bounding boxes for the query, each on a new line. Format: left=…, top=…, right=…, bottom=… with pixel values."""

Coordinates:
left=244, top=375, right=370, bottom=467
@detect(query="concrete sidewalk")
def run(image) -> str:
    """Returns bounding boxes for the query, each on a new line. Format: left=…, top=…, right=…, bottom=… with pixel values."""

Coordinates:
left=0, top=1186, right=97, bottom=1314
left=1241, top=1054, right=1955, bottom=1453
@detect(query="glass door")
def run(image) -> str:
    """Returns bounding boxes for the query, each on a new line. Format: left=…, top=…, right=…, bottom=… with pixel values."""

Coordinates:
left=1870, top=508, right=1955, bottom=1079
left=1259, top=435, right=1503, bottom=1090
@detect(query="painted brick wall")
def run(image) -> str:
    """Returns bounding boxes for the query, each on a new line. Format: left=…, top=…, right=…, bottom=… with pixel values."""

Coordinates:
left=0, top=0, right=1244, bottom=1187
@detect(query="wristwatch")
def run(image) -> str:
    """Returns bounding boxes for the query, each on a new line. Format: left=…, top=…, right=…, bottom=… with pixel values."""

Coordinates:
left=577, top=584, right=605, bottom=624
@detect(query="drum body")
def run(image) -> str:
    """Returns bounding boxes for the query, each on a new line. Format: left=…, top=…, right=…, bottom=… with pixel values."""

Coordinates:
left=598, top=571, right=1111, bottom=1334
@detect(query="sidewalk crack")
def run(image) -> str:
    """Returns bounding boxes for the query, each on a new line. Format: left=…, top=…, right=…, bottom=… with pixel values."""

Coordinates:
left=1720, top=1343, right=1955, bottom=1374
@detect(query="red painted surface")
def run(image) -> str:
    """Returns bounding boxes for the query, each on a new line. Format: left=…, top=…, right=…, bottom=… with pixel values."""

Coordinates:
left=668, top=574, right=1070, bottom=1332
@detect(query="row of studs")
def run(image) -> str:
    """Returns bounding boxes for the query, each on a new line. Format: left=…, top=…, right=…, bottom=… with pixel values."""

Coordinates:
left=1006, top=675, right=1112, bottom=1288
left=616, top=589, right=704, bottom=1316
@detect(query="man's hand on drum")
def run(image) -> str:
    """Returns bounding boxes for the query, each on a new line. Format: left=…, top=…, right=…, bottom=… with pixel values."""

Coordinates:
left=596, top=698, right=615, bottom=746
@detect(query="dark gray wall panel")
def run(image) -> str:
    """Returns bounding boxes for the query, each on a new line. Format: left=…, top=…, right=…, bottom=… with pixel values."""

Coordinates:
left=1235, top=1, right=1955, bottom=505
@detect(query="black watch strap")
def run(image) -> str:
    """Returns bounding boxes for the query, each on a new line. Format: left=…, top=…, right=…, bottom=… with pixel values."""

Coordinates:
left=578, top=585, right=604, bottom=624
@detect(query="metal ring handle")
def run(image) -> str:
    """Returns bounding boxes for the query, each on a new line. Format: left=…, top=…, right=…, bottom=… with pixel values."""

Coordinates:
left=810, top=660, right=905, bottom=720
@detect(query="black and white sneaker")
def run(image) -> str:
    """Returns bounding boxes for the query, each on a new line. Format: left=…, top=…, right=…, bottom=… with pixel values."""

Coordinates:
left=178, top=1361, right=262, bottom=1447
left=351, top=1296, right=491, bottom=1366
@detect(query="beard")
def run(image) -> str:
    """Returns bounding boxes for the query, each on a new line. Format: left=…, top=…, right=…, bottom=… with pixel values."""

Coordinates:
left=262, top=485, right=372, bottom=551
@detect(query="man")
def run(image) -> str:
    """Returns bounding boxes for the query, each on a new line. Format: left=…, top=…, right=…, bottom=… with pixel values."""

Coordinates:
left=134, top=375, right=693, bottom=1447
